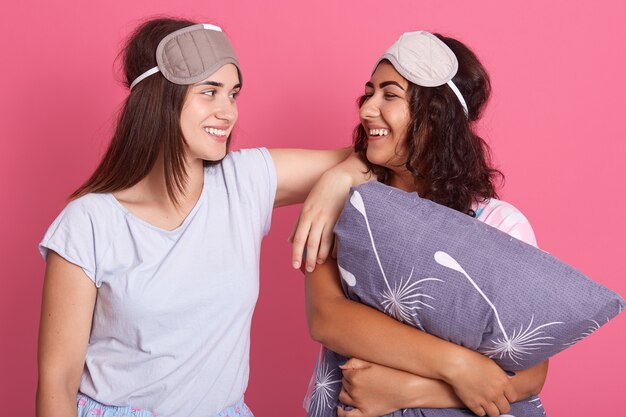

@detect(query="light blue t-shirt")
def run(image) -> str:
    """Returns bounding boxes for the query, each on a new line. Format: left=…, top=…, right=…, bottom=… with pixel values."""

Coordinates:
left=39, top=148, right=277, bottom=417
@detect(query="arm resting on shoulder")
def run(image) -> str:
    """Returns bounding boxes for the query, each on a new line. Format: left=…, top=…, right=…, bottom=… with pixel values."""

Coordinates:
left=269, top=147, right=353, bottom=208
left=37, top=252, right=97, bottom=417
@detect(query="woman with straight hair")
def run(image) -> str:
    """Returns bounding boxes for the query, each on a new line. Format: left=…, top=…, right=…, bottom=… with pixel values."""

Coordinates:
left=304, top=31, right=548, bottom=417
left=36, top=17, right=364, bottom=417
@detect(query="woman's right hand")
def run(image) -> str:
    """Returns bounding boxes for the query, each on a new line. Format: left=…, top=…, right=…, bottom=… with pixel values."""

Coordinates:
left=289, top=168, right=352, bottom=272
left=337, top=358, right=422, bottom=417
left=290, top=153, right=372, bottom=272
left=441, top=347, right=516, bottom=417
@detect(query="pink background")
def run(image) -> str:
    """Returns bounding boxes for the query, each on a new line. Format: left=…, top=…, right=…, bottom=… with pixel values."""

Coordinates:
left=1, top=0, right=625, bottom=415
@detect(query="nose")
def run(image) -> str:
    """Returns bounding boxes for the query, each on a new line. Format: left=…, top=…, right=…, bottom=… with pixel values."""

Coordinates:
left=215, top=96, right=237, bottom=124
left=359, top=96, right=380, bottom=120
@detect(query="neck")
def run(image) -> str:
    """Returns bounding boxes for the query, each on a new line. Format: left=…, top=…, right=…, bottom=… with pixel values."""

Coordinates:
left=127, top=153, right=205, bottom=208
left=389, top=169, right=425, bottom=196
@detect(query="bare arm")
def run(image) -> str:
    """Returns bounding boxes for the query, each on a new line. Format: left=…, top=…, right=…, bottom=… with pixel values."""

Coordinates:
left=270, top=148, right=374, bottom=272
left=336, top=358, right=547, bottom=417
left=306, top=259, right=520, bottom=417
left=269, top=147, right=352, bottom=208
left=338, top=358, right=464, bottom=417
left=306, top=259, right=504, bottom=382
left=37, top=252, right=97, bottom=417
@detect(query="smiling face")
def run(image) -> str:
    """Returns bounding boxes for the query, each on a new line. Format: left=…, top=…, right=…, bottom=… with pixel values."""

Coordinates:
left=179, top=64, right=241, bottom=162
left=359, top=61, right=412, bottom=172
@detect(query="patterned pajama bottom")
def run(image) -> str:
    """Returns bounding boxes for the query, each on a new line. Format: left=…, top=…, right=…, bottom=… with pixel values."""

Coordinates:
left=76, top=393, right=254, bottom=417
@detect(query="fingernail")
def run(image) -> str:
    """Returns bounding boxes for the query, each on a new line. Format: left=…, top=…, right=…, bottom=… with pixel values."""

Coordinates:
left=306, top=265, right=314, bottom=273
left=292, top=261, right=300, bottom=269
left=317, top=258, right=324, bottom=264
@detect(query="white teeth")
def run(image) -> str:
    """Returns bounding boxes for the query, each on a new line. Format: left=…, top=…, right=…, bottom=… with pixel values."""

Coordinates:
left=369, top=129, right=389, bottom=137
left=204, top=127, right=227, bottom=137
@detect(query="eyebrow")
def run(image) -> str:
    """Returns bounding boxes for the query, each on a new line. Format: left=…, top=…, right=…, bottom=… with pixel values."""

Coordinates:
left=365, top=81, right=406, bottom=91
left=195, top=81, right=242, bottom=90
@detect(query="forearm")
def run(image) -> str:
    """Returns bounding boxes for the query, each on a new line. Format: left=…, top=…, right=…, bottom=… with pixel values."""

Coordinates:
left=338, top=358, right=466, bottom=416
left=391, top=370, right=465, bottom=409
left=330, top=151, right=374, bottom=186
left=291, top=152, right=372, bottom=210
left=400, top=375, right=465, bottom=408
left=401, top=361, right=547, bottom=409
left=271, top=147, right=353, bottom=207
left=306, top=260, right=466, bottom=382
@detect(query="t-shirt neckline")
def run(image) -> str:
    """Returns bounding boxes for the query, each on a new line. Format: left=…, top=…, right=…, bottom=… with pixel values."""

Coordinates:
left=106, top=179, right=207, bottom=234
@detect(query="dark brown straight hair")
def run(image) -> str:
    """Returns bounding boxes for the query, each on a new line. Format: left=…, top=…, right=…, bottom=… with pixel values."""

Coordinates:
left=71, top=18, right=197, bottom=205
left=354, top=33, right=503, bottom=216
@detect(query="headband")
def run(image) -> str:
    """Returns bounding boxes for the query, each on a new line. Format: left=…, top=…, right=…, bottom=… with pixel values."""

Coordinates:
left=130, top=23, right=241, bottom=90
left=375, top=31, right=468, bottom=116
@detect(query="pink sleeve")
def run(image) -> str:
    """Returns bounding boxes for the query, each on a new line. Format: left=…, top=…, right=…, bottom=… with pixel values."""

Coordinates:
left=477, top=200, right=538, bottom=247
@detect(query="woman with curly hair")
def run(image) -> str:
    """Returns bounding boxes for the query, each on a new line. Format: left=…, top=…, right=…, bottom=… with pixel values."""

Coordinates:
left=304, top=31, right=546, bottom=417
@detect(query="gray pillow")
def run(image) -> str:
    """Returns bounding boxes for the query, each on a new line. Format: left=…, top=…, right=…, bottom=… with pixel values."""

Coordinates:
left=307, top=181, right=625, bottom=417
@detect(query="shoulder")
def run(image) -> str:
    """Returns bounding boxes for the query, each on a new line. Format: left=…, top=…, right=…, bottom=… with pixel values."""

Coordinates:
left=39, top=193, right=119, bottom=283
left=44, top=193, right=112, bottom=231
left=214, top=148, right=277, bottom=234
left=220, top=148, right=274, bottom=172
left=40, top=192, right=124, bottom=256
left=63, top=193, right=115, bottom=217
left=473, top=198, right=537, bottom=247
left=210, top=147, right=277, bottom=197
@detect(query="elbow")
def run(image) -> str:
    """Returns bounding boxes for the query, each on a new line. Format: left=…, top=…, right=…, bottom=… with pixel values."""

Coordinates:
left=36, top=363, right=82, bottom=403
left=36, top=375, right=80, bottom=417
left=309, top=324, right=329, bottom=345
left=307, top=307, right=326, bottom=343
left=515, top=360, right=549, bottom=401
left=306, top=303, right=333, bottom=345
left=529, top=375, right=547, bottom=397
left=530, top=360, right=549, bottom=396
left=522, top=379, right=545, bottom=399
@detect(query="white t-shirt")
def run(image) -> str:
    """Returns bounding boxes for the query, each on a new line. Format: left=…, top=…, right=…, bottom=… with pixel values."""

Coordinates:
left=39, top=148, right=277, bottom=417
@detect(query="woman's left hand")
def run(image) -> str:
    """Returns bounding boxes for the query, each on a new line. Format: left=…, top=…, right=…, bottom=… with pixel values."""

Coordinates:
left=336, top=358, right=415, bottom=417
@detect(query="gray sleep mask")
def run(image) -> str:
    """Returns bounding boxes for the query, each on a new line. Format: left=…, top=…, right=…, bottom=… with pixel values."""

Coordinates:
left=375, top=31, right=468, bottom=116
left=130, top=23, right=240, bottom=90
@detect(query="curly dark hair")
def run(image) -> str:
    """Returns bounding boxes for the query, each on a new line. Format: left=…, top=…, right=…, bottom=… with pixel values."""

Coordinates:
left=354, top=33, right=503, bottom=216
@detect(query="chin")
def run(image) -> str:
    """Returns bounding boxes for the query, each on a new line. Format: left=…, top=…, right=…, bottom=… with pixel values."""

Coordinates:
left=365, top=149, right=386, bottom=167
left=204, top=152, right=227, bottom=162
left=205, top=144, right=229, bottom=161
